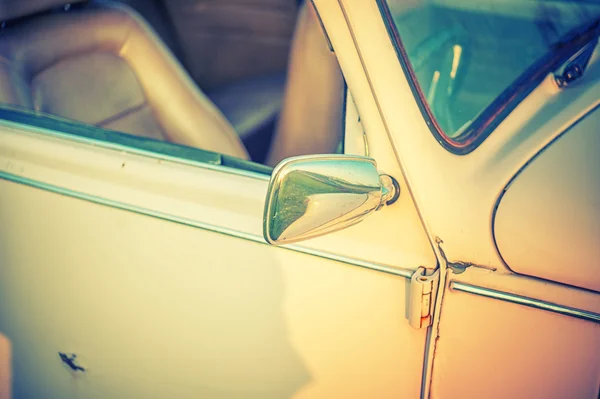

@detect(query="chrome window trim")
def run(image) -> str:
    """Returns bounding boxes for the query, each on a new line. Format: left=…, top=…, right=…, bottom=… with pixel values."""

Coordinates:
left=451, top=281, right=600, bottom=323
left=0, top=119, right=271, bottom=182
left=0, top=170, right=414, bottom=279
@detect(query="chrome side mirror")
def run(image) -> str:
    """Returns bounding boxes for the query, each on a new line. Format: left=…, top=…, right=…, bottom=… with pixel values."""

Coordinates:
left=263, top=155, right=400, bottom=245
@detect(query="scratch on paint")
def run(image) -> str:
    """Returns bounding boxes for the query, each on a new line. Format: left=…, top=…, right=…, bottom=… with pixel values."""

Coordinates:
left=435, top=237, right=497, bottom=274
left=58, top=352, right=86, bottom=372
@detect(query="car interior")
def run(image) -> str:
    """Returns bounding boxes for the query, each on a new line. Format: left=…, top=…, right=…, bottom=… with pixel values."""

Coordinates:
left=0, top=0, right=345, bottom=167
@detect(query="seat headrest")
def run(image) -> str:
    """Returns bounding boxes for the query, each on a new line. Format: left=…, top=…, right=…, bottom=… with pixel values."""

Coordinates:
left=0, top=0, right=86, bottom=22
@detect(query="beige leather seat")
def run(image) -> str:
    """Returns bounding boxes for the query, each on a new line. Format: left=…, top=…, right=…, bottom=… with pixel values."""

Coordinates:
left=0, top=0, right=249, bottom=159
left=198, top=1, right=344, bottom=165
left=266, top=2, right=344, bottom=166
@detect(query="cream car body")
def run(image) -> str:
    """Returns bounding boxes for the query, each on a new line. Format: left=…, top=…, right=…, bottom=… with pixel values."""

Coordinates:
left=0, top=1, right=599, bottom=398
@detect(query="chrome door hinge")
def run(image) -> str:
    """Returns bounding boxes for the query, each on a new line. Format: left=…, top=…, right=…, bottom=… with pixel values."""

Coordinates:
left=407, top=267, right=440, bottom=329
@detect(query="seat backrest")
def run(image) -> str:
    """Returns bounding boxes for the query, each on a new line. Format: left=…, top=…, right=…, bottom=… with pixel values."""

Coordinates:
left=0, top=0, right=248, bottom=159
left=265, top=2, right=345, bottom=166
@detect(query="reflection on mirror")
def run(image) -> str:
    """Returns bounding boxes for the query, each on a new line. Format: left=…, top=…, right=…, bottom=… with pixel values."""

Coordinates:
left=263, top=155, right=400, bottom=245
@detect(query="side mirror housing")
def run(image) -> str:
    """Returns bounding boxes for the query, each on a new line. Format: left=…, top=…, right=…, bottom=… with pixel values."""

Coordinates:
left=263, top=155, right=400, bottom=245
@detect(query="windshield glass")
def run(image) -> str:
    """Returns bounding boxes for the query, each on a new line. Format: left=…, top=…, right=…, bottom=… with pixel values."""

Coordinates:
left=382, top=0, right=600, bottom=150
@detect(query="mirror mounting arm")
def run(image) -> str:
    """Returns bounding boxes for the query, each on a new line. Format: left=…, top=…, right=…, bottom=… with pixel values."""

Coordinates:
left=379, top=174, right=401, bottom=208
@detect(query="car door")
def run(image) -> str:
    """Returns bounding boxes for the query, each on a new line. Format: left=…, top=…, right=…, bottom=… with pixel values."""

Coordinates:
left=0, top=21, right=437, bottom=398
left=331, top=1, right=600, bottom=398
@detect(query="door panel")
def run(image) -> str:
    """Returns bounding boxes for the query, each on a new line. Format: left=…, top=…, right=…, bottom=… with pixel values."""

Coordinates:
left=164, top=0, right=299, bottom=90
left=1, top=181, right=426, bottom=398
left=0, top=116, right=434, bottom=397
left=493, top=107, right=600, bottom=292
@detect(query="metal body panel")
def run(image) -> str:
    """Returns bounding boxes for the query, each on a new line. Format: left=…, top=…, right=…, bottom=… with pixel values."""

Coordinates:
left=494, top=106, right=600, bottom=292
left=435, top=269, right=600, bottom=399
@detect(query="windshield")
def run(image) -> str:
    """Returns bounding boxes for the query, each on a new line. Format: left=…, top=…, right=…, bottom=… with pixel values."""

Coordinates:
left=381, top=0, right=600, bottom=152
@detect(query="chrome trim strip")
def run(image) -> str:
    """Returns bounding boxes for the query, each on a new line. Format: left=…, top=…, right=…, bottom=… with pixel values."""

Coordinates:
left=451, top=281, right=600, bottom=323
left=0, top=120, right=270, bottom=182
left=0, top=171, right=414, bottom=279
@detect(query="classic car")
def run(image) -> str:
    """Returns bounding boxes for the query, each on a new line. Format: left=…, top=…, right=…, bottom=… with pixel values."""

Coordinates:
left=0, top=0, right=599, bottom=398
